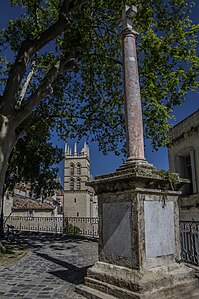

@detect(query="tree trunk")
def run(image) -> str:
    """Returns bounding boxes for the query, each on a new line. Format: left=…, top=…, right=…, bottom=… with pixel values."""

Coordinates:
left=0, top=115, right=17, bottom=238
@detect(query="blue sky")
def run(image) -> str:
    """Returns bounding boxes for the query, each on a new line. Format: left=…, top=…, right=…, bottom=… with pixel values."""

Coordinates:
left=0, top=1, right=199, bottom=181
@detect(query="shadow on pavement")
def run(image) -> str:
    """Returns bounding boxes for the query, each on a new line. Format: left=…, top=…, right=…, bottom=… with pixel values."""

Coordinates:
left=35, top=251, right=92, bottom=284
left=49, top=267, right=90, bottom=284
left=35, top=251, right=78, bottom=269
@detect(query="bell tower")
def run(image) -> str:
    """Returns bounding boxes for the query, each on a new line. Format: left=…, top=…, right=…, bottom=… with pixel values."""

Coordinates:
left=64, top=142, right=96, bottom=218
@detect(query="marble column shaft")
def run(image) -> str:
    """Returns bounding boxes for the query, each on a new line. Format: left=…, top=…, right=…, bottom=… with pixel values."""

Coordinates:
left=122, top=29, right=145, bottom=161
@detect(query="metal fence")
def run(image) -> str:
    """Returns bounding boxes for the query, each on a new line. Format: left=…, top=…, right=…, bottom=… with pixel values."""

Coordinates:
left=5, top=216, right=99, bottom=238
left=4, top=217, right=199, bottom=266
left=180, top=221, right=199, bottom=266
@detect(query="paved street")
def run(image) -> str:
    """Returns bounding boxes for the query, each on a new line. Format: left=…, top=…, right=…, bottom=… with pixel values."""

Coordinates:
left=0, top=233, right=98, bottom=299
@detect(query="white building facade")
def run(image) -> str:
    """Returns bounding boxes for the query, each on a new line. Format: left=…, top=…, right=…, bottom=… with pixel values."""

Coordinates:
left=168, top=109, right=199, bottom=221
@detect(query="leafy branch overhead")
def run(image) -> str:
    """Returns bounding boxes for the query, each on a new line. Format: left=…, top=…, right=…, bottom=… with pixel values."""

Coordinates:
left=0, top=0, right=198, bottom=155
left=6, top=114, right=63, bottom=197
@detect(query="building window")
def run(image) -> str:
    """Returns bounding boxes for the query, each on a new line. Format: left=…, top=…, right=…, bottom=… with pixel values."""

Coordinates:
left=77, top=212, right=79, bottom=217
left=185, top=155, right=193, bottom=193
left=77, top=163, right=81, bottom=175
left=70, top=163, right=74, bottom=176
left=74, top=198, right=76, bottom=203
left=175, top=150, right=197, bottom=195
left=77, top=178, right=81, bottom=191
left=70, top=178, right=74, bottom=191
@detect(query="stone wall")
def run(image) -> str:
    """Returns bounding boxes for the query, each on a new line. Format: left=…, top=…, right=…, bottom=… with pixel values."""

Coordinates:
left=179, top=194, right=199, bottom=221
left=63, top=191, right=91, bottom=218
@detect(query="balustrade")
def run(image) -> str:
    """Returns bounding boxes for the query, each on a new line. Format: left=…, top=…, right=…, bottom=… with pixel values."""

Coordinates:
left=5, top=216, right=99, bottom=238
left=180, top=221, right=199, bottom=266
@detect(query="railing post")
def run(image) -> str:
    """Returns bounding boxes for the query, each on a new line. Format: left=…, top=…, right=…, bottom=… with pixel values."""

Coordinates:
left=73, top=218, right=75, bottom=235
left=55, top=218, right=57, bottom=234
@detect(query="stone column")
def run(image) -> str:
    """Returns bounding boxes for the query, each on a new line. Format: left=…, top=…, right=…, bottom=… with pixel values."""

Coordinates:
left=121, top=5, right=145, bottom=162
left=122, top=29, right=145, bottom=161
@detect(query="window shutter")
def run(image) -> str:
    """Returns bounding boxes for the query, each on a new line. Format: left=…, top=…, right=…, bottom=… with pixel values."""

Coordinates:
left=190, top=149, right=197, bottom=194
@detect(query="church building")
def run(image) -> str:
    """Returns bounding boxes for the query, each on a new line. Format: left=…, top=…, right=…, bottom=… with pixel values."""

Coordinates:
left=63, top=142, right=98, bottom=218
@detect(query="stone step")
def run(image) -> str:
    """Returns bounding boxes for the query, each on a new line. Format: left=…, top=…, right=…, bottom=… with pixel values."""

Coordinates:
left=85, top=277, right=142, bottom=299
left=75, top=285, right=117, bottom=299
left=82, top=276, right=199, bottom=299
left=87, top=262, right=197, bottom=294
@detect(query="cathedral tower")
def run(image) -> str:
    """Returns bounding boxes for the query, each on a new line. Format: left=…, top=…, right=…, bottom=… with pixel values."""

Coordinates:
left=64, top=142, right=96, bottom=218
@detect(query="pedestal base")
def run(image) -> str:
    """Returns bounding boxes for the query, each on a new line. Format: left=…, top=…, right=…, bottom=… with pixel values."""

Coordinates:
left=76, top=261, right=199, bottom=299
left=77, top=162, right=198, bottom=298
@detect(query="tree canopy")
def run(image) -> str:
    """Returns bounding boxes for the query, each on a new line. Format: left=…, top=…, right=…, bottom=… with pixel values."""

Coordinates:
left=6, top=114, right=63, bottom=197
left=0, top=0, right=198, bottom=193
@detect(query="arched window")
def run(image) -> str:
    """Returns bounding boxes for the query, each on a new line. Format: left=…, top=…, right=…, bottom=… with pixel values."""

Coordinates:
left=77, top=163, right=81, bottom=175
left=70, top=163, right=74, bottom=176
left=76, top=178, right=81, bottom=191
left=70, top=178, right=74, bottom=191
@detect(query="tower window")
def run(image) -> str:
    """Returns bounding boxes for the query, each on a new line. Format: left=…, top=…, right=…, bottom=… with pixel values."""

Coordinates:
left=70, top=163, right=74, bottom=176
left=77, top=212, right=79, bottom=217
left=74, top=198, right=76, bottom=203
left=77, top=178, right=81, bottom=191
left=77, top=163, right=81, bottom=175
left=70, top=178, right=74, bottom=191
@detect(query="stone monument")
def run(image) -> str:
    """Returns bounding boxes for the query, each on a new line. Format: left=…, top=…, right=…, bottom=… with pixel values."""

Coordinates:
left=76, top=5, right=199, bottom=299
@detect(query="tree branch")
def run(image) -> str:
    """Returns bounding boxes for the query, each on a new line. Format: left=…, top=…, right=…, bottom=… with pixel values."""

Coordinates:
left=1, top=0, right=88, bottom=114
left=14, top=55, right=77, bottom=125
left=14, top=128, right=27, bottom=145
left=15, top=60, right=36, bottom=110
left=36, top=112, right=123, bottom=131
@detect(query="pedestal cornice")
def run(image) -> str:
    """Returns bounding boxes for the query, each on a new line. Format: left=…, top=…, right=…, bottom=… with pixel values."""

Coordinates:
left=88, top=162, right=188, bottom=194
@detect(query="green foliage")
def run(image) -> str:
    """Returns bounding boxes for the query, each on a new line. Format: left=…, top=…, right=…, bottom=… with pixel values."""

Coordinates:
left=6, top=114, right=63, bottom=197
left=159, top=169, right=179, bottom=190
left=63, top=219, right=81, bottom=235
left=0, top=0, right=198, bottom=155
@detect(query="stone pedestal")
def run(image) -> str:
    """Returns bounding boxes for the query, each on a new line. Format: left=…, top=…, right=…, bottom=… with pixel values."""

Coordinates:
left=76, top=163, right=199, bottom=299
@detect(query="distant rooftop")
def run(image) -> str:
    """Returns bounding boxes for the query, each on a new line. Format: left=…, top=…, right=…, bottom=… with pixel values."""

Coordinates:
left=13, top=197, right=54, bottom=211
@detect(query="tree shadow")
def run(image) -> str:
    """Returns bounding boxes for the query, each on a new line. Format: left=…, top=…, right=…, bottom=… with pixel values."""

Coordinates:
left=20, top=231, right=96, bottom=244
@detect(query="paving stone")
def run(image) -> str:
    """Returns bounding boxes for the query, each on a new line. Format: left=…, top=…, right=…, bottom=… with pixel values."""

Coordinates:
left=0, top=233, right=98, bottom=299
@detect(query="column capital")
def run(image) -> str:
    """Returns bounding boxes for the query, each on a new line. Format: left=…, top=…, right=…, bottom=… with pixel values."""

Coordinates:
left=120, top=28, right=139, bottom=39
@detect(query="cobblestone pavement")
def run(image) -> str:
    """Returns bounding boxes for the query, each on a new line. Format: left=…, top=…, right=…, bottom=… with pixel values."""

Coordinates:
left=0, top=233, right=98, bottom=299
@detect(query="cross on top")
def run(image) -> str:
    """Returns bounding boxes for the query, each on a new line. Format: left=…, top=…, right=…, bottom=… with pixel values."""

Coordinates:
left=119, top=5, right=137, bottom=30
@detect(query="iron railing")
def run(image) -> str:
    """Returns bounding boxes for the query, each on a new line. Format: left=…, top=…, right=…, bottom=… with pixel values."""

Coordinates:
left=4, top=217, right=199, bottom=266
left=5, top=216, right=99, bottom=238
left=179, top=221, right=199, bottom=266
